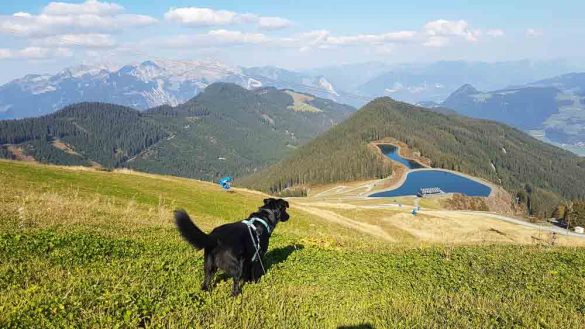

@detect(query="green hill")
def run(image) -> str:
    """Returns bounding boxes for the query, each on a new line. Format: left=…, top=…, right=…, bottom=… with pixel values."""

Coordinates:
left=0, top=102, right=166, bottom=168
left=2, top=160, right=585, bottom=327
left=0, top=83, right=354, bottom=181
left=241, top=97, right=585, bottom=216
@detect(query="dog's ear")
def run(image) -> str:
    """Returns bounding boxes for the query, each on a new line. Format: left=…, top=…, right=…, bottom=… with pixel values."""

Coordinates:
left=263, top=198, right=275, bottom=206
left=276, top=198, right=289, bottom=208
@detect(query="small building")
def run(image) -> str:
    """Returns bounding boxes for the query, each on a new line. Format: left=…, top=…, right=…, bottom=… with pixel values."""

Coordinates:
left=417, top=187, right=445, bottom=198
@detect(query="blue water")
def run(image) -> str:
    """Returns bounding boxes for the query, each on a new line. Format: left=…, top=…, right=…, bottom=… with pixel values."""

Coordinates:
left=370, top=170, right=492, bottom=197
left=371, top=144, right=492, bottom=198
left=379, top=144, right=423, bottom=169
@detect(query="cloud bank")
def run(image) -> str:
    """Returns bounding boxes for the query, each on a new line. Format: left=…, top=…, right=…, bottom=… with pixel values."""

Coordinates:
left=164, top=7, right=292, bottom=30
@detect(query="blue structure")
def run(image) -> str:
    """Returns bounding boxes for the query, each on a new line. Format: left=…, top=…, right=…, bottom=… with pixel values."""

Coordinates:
left=218, top=176, right=233, bottom=190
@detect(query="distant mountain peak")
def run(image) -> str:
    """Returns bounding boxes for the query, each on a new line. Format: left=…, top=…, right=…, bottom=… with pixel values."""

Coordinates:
left=452, top=84, right=479, bottom=96
left=140, top=60, right=160, bottom=68
left=60, top=64, right=116, bottom=78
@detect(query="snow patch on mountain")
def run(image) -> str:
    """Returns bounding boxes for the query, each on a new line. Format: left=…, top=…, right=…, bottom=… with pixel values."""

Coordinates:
left=318, top=77, right=339, bottom=96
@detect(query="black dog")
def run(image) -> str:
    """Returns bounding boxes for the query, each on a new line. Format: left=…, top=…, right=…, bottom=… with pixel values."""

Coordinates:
left=174, top=198, right=290, bottom=296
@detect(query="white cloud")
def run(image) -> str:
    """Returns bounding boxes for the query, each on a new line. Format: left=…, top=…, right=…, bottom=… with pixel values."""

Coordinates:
left=423, top=36, right=450, bottom=47
left=257, top=16, right=292, bottom=30
left=288, top=30, right=332, bottom=51
left=486, top=29, right=505, bottom=37
left=327, top=31, right=417, bottom=46
left=526, top=28, right=542, bottom=37
left=374, top=44, right=394, bottom=55
left=164, top=7, right=292, bottom=30
left=274, top=29, right=418, bottom=52
left=0, top=47, right=72, bottom=60
left=0, top=49, right=12, bottom=59
left=423, top=19, right=480, bottom=43
left=208, top=30, right=269, bottom=44
left=280, top=20, right=493, bottom=51
left=0, top=0, right=157, bottom=37
left=32, top=34, right=117, bottom=48
left=159, top=18, right=501, bottom=53
left=13, top=12, right=32, bottom=18
left=164, top=7, right=240, bottom=26
left=164, top=30, right=269, bottom=48
left=0, top=1, right=156, bottom=60
left=43, top=0, right=123, bottom=16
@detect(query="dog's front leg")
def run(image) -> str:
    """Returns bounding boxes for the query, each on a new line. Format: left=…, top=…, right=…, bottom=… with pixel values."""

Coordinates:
left=231, top=277, right=245, bottom=297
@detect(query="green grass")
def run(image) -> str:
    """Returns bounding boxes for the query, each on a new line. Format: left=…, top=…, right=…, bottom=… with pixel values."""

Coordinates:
left=1, top=160, right=585, bottom=328
left=288, top=103, right=323, bottom=113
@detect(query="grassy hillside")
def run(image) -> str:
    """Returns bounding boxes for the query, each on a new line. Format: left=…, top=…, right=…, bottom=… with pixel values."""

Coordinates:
left=1, top=160, right=585, bottom=328
left=0, top=83, right=354, bottom=181
left=241, top=97, right=585, bottom=216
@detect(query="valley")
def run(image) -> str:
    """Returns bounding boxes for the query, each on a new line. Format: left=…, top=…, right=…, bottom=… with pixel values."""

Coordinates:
left=294, top=181, right=585, bottom=244
left=242, top=97, right=585, bottom=217
left=287, top=142, right=581, bottom=243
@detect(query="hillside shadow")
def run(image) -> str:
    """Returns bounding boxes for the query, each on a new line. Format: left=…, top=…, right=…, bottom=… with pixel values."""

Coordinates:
left=338, top=324, right=374, bottom=329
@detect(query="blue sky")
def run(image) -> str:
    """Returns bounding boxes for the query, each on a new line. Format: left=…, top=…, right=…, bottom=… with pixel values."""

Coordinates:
left=1, top=0, right=584, bottom=83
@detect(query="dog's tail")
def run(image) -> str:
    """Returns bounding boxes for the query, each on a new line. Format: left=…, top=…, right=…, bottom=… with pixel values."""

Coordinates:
left=174, top=209, right=216, bottom=250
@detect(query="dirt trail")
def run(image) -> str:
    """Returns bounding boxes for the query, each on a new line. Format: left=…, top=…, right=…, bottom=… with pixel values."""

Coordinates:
left=293, top=203, right=395, bottom=242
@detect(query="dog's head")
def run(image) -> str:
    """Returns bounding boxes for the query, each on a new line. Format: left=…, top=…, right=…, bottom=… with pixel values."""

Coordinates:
left=262, top=198, right=290, bottom=223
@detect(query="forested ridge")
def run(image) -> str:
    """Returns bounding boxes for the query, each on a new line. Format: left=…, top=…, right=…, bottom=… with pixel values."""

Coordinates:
left=241, top=97, right=585, bottom=216
left=0, top=83, right=354, bottom=180
left=0, top=103, right=166, bottom=167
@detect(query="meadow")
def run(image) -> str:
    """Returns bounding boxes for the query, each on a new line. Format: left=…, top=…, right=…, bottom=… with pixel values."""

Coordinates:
left=1, top=160, right=585, bottom=328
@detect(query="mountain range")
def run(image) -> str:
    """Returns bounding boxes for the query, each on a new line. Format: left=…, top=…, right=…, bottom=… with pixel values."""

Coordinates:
left=0, top=60, right=347, bottom=119
left=310, top=59, right=582, bottom=104
left=1, top=59, right=580, bottom=120
left=3, top=57, right=584, bottom=155
left=441, top=73, right=585, bottom=154
left=3, top=78, right=585, bottom=216
left=0, top=83, right=354, bottom=180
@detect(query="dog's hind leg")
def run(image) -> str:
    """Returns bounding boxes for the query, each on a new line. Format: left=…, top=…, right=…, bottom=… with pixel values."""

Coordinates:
left=229, top=259, right=245, bottom=297
left=201, top=250, right=217, bottom=292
